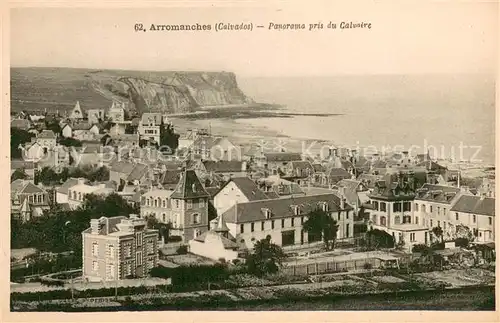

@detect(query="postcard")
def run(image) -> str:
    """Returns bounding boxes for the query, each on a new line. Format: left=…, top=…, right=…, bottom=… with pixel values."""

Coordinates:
left=2, top=0, right=498, bottom=321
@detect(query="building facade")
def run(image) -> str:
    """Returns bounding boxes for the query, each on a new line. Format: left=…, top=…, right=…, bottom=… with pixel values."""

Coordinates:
left=138, top=113, right=162, bottom=144
left=220, top=192, right=354, bottom=250
left=140, top=169, right=210, bottom=242
left=82, top=215, right=159, bottom=282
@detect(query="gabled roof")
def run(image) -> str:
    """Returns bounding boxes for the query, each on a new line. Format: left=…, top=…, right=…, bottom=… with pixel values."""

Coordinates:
left=263, top=152, right=302, bottom=162
left=110, top=160, right=136, bottom=175
left=414, top=184, right=461, bottom=204
left=11, top=180, right=46, bottom=195
left=11, top=160, right=36, bottom=170
left=222, top=192, right=353, bottom=224
left=170, top=169, right=209, bottom=199
left=326, top=167, right=351, bottom=178
left=38, top=130, right=56, bottom=139
left=290, top=161, right=315, bottom=172
left=193, top=230, right=238, bottom=249
left=202, top=160, right=245, bottom=173
left=336, top=179, right=364, bottom=206
left=56, top=178, right=85, bottom=194
left=72, top=123, right=98, bottom=131
left=140, top=113, right=163, bottom=126
left=126, top=163, right=150, bottom=182
left=11, top=119, right=31, bottom=130
left=160, top=169, right=183, bottom=186
left=450, top=195, right=495, bottom=216
left=216, top=177, right=270, bottom=201
left=312, top=163, right=325, bottom=173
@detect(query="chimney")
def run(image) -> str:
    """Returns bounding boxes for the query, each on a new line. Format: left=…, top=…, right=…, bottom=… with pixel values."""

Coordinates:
left=90, top=218, right=101, bottom=234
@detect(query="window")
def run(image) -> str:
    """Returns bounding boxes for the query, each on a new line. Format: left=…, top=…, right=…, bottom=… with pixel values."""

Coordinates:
left=187, top=200, right=192, bottom=209
left=136, top=251, right=143, bottom=266
left=430, top=206, right=433, bottom=213
left=338, top=212, right=341, bottom=221
left=175, top=200, right=180, bottom=208
left=380, top=202, right=386, bottom=212
left=251, top=223, right=255, bottom=232
left=394, top=216, right=400, bottom=225
left=403, top=202, right=411, bottom=212
left=415, top=216, right=419, bottom=225
left=403, top=215, right=411, bottom=224
left=124, top=244, right=132, bottom=258
left=199, top=199, right=205, bottom=208
left=473, top=214, right=476, bottom=223
left=437, top=207, right=440, bottom=215
left=240, top=224, right=244, bottom=233
left=443, top=222, right=447, bottom=230
left=78, top=192, right=82, bottom=201
left=92, top=261, right=99, bottom=271
left=92, top=242, right=99, bottom=256
left=281, top=219, right=285, bottom=228
left=373, top=201, right=379, bottom=211
left=162, top=199, right=166, bottom=208
left=380, top=216, right=387, bottom=226
left=410, top=233, right=416, bottom=242
left=430, top=220, right=433, bottom=227
left=291, top=218, right=295, bottom=227
left=346, top=211, right=349, bottom=219
left=162, top=213, right=166, bottom=222
left=193, top=213, right=201, bottom=224
left=261, top=221, right=265, bottom=231
left=443, top=208, right=446, bottom=216
left=393, top=203, right=402, bottom=212
left=456, top=212, right=459, bottom=221
left=107, top=264, right=115, bottom=279
left=301, top=216, right=304, bottom=225
left=489, top=217, right=493, bottom=225
left=415, top=203, right=419, bottom=212
left=422, top=204, right=426, bottom=213
left=136, top=232, right=143, bottom=247
left=107, top=245, right=115, bottom=259
left=154, top=199, right=158, bottom=207
left=271, top=220, right=275, bottom=230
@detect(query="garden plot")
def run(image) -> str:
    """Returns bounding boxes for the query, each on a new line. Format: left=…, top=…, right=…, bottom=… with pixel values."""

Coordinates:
left=166, top=253, right=216, bottom=266
left=370, top=276, right=407, bottom=284
left=415, top=269, right=495, bottom=288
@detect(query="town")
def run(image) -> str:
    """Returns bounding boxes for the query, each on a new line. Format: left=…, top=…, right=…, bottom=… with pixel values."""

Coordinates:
left=10, top=100, right=496, bottom=310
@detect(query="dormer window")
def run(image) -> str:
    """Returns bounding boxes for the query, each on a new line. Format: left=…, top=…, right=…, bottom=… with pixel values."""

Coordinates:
left=321, top=202, right=328, bottom=212
left=262, top=208, right=271, bottom=219
left=291, top=205, right=300, bottom=216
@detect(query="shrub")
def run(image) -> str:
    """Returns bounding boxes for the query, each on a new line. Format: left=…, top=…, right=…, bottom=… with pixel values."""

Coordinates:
left=176, top=245, right=188, bottom=255
left=412, top=244, right=430, bottom=253
left=455, top=237, right=470, bottom=248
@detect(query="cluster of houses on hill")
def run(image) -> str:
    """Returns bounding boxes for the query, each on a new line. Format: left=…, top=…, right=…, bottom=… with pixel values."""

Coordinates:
left=10, top=100, right=496, bottom=282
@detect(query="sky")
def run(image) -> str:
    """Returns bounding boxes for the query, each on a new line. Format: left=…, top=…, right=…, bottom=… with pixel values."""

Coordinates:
left=10, top=1, right=499, bottom=77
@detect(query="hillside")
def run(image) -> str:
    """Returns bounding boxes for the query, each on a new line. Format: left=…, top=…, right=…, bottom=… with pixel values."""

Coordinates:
left=10, top=67, right=254, bottom=114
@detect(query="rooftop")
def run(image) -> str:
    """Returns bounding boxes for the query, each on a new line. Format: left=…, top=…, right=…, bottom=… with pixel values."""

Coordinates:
left=450, top=195, right=495, bottom=217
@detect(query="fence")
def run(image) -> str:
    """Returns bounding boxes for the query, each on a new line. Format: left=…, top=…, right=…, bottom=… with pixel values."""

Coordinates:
left=281, top=257, right=385, bottom=276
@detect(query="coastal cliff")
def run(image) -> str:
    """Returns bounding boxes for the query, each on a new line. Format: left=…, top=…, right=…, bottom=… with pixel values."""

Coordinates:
left=10, top=67, right=254, bottom=114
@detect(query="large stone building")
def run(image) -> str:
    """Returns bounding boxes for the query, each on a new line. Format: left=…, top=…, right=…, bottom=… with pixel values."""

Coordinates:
left=140, top=169, right=210, bottom=241
left=82, top=215, right=159, bottom=282
left=367, top=172, right=429, bottom=252
left=220, top=192, right=354, bottom=250
left=138, top=113, right=163, bottom=144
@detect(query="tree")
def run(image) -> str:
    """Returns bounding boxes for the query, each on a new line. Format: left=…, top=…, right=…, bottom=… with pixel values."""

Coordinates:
left=245, top=237, right=287, bottom=277
left=82, top=193, right=135, bottom=218
left=302, top=209, right=339, bottom=250
left=145, top=214, right=172, bottom=243
left=159, top=123, right=180, bottom=153
left=45, top=120, right=61, bottom=135
left=11, top=168, right=28, bottom=182
left=364, top=229, right=395, bottom=249
left=11, top=128, right=35, bottom=159
left=58, top=137, right=83, bottom=147
left=432, top=226, right=444, bottom=243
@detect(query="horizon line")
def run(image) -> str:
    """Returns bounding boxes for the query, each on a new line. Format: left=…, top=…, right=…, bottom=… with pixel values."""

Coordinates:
left=9, top=65, right=496, bottom=78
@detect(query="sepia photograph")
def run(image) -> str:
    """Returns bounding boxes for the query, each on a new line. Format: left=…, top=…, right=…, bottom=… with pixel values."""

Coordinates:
left=5, top=0, right=498, bottom=315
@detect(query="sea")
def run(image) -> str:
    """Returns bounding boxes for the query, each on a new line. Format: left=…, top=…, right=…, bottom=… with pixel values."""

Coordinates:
left=237, top=74, right=496, bottom=165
